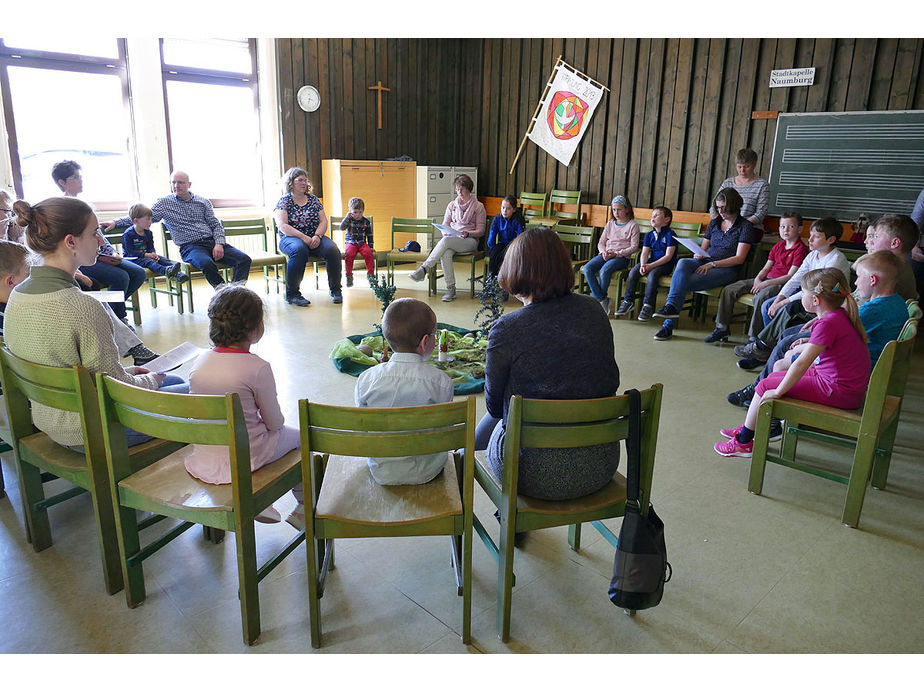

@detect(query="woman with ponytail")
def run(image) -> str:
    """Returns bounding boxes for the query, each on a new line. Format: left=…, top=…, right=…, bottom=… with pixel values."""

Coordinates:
left=4, top=198, right=186, bottom=449
left=715, top=267, right=869, bottom=457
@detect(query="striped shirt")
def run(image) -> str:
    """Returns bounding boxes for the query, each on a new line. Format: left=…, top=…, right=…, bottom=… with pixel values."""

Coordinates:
left=113, top=193, right=225, bottom=246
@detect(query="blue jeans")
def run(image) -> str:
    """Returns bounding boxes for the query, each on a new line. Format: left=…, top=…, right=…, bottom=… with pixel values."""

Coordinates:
left=582, top=255, right=630, bottom=301
left=133, top=255, right=174, bottom=276
left=622, top=262, right=674, bottom=306
left=179, top=241, right=251, bottom=288
left=662, top=258, right=739, bottom=329
left=79, top=259, right=147, bottom=319
left=279, top=234, right=342, bottom=297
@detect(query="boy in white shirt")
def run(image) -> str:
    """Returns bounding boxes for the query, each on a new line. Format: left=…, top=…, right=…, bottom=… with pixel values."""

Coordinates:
left=354, top=298, right=454, bottom=485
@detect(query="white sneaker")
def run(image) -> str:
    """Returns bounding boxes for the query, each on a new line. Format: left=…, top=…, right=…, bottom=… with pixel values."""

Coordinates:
left=442, top=286, right=456, bottom=302
left=409, top=267, right=426, bottom=282
left=286, top=504, right=305, bottom=531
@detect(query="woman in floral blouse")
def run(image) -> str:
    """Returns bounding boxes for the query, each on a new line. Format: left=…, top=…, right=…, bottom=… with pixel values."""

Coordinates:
left=272, top=167, right=343, bottom=306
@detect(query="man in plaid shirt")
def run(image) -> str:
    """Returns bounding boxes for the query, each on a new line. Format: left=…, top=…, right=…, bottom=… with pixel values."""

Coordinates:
left=105, top=170, right=251, bottom=288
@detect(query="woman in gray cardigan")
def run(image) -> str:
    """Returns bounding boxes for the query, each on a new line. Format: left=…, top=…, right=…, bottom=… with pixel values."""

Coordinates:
left=475, top=226, right=621, bottom=500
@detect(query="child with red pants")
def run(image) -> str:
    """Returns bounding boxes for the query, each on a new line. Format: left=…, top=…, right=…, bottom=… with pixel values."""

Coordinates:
left=340, top=196, right=375, bottom=287
left=714, top=267, right=869, bottom=458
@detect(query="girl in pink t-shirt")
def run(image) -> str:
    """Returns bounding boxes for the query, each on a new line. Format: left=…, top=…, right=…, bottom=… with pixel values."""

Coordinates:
left=715, top=267, right=869, bottom=457
left=186, top=285, right=303, bottom=526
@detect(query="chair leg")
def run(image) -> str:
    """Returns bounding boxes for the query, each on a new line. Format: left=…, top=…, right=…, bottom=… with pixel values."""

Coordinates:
left=306, top=529, right=323, bottom=648
left=17, top=460, right=52, bottom=550
left=568, top=522, right=582, bottom=551
left=497, top=509, right=517, bottom=642
left=748, top=406, right=774, bottom=495
left=234, top=518, right=261, bottom=645
left=86, top=471, right=124, bottom=595
left=149, top=278, right=159, bottom=309
left=131, top=292, right=142, bottom=327
left=871, top=419, right=899, bottom=489
left=115, top=505, right=146, bottom=606
left=842, top=435, right=878, bottom=528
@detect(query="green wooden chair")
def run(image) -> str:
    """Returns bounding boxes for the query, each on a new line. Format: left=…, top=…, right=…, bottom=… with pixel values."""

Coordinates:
left=0, top=348, right=183, bottom=594
left=95, top=374, right=304, bottom=645
left=748, top=321, right=918, bottom=527
left=105, top=230, right=186, bottom=317
left=0, top=397, right=11, bottom=499
left=553, top=223, right=596, bottom=291
left=472, top=385, right=663, bottom=642
left=518, top=191, right=547, bottom=226
left=298, top=397, right=476, bottom=648
left=907, top=299, right=922, bottom=321
left=160, top=222, right=228, bottom=313
left=223, top=218, right=287, bottom=295
left=532, top=189, right=582, bottom=226
left=385, top=217, right=437, bottom=292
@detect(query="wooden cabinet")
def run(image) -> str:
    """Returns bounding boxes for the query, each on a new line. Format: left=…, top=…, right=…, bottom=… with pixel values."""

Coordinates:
left=321, top=159, right=417, bottom=250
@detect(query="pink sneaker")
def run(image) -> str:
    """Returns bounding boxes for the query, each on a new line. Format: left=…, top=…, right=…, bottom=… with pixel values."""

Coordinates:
left=720, top=425, right=743, bottom=439
left=714, top=437, right=753, bottom=458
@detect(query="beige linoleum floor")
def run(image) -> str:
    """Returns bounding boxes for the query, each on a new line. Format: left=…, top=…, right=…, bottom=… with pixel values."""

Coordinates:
left=1, top=264, right=922, bottom=655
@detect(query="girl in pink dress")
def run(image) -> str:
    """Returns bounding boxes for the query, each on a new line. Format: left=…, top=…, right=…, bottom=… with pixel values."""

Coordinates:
left=186, top=285, right=303, bottom=526
left=715, top=267, right=869, bottom=458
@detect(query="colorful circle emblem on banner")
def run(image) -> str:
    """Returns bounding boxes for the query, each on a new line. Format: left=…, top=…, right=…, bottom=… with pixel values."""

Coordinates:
left=546, top=91, right=588, bottom=140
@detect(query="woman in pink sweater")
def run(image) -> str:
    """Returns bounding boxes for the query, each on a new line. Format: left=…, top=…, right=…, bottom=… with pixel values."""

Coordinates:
left=186, top=285, right=303, bottom=526
left=581, top=195, right=640, bottom=315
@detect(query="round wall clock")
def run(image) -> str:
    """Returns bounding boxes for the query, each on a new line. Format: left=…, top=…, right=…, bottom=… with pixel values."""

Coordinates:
left=297, top=85, right=321, bottom=112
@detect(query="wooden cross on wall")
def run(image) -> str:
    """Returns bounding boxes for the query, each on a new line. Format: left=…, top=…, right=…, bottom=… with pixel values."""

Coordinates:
left=368, top=81, right=390, bottom=130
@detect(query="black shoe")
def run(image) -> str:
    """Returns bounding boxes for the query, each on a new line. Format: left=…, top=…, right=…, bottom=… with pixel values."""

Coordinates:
left=286, top=294, right=310, bottom=307
left=166, top=262, right=180, bottom=278
left=654, top=325, right=673, bottom=341
left=768, top=419, right=784, bottom=442
left=737, top=357, right=764, bottom=371
left=331, top=292, right=343, bottom=304
left=653, top=304, right=680, bottom=319
left=704, top=326, right=731, bottom=343
left=346, top=275, right=354, bottom=287
left=126, top=343, right=160, bottom=366
left=727, top=382, right=755, bottom=408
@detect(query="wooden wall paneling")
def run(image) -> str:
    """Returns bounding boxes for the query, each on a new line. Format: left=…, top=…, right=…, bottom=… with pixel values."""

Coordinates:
left=513, top=38, right=530, bottom=195
left=845, top=38, right=877, bottom=111
left=340, top=39, right=355, bottom=159
left=478, top=40, right=494, bottom=191
left=628, top=39, right=650, bottom=205
left=326, top=40, right=342, bottom=176
left=466, top=40, right=484, bottom=168
left=788, top=38, right=815, bottom=115
left=304, top=40, right=321, bottom=186
left=426, top=38, right=439, bottom=164
left=601, top=39, right=622, bottom=203
left=749, top=39, right=776, bottom=164
left=680, top=39, right=708, bottom=211
left=869, top=39, right=899, bottom=110
left=826, top=39, right=854, bottom=111
left=350, top=39, right=365, bottom=160
left=361, top=39, right=375, bottom=159
left=316, top=39, right=331, bottom=173
left=665, top=38, right=693, bottom=210
left=805, top=38, right=834, bottom=112
left=383, top=40, right=396, bottom=158
left=731, top=38, right=760, bottom=160
left=762, top=38, right=797, bottom=175
left=712, top=39, right=742, bottom=203
left=506, top=38, right=523, bottom=194
left=544, top=38, right=564, bottom=194
left=292, top=41, right=307, bottom=174
left=638, top=38, right=665, bottom=207
left=409, top=39, right=421, bottom=161
left=495, top=38, right=512, bottom=193
left=396, top=39, right=409, bottom=160
left=915, top=45, right=924, bottom=110
left=585, top=38, right=611, bottom=206
left=524, top=38, right=543, bottom=195
left=613, top=39, right=635, bottom=201
left=653, top=38, right=679, bottom=208
left=890, top=38, right=919, bottom=110
left=277, top=40, right=296, bottom=173
left=692, top=38, right=725, bottom=211
left=565, top=38, right=587, bottom=193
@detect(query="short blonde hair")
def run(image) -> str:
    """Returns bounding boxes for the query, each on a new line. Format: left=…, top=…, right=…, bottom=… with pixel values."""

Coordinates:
left=854, top=249, right=902, bottom=285
left=382, top=298, right=436, bottom=353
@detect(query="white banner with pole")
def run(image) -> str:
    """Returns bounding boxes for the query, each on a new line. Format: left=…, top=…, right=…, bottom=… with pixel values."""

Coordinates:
left=525, top=62, right=606, bottom=167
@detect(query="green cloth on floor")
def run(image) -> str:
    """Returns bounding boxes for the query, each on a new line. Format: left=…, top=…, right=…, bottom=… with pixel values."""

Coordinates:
left=330, top=322, right=487, bottom=394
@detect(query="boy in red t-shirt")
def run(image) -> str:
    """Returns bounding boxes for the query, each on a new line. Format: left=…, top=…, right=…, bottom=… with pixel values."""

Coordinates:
left=705, top=211, right=809, bottom=343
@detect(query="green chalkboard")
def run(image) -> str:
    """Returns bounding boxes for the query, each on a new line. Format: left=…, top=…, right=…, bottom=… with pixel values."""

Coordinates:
left=767, top=110, right=924, bottom=222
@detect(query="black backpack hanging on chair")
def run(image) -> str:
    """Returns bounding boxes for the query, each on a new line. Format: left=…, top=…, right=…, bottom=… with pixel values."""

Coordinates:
left=608, top=388, right=671, bottom=610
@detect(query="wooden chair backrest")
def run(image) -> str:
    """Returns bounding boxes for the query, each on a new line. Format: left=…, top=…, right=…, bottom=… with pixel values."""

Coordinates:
left=222, top=219, right=270, bottom=251
left=548, top=189, right=582, bottom=221
left=96, top=374, right=252, bottom=490
left=0, top=347, right=102, bottom=459
left=504, top=385, right=663, bottom=510
left=518, top=192, right=547, bottom=220
left=906, top=300, right=922, bottom=321
left=553, top=224, right=595, bottom=261
left=390, top=217, right=434, bottom=252
left=858, top=330, right=916, bottom=435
